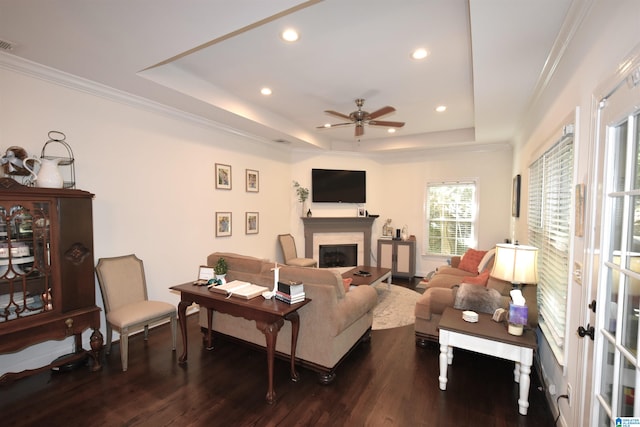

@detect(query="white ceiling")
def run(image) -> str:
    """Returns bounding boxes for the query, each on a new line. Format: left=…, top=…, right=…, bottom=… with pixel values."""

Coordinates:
left=0, top=0, right=573, bottom=152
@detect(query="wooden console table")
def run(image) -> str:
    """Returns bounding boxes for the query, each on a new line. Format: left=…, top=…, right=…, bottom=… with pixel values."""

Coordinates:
left=438, top=307, right=537, bottom=415
left=170, top=282, right=310, bottom=404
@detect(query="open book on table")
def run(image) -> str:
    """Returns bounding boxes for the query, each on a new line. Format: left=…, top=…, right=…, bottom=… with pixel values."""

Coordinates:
left=208, top=280, right=268, bottom=300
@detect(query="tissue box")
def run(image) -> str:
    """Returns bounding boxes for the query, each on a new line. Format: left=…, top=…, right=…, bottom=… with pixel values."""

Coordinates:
left=508, top=304, right=528, bottom=336
left=509, top=304, right=528, bottom=325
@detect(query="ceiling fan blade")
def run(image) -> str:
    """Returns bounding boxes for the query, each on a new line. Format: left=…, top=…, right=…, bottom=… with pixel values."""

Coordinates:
left=324, top=110, right=352, bottom=120
left=368, top=106, right=395, bottom=120
left=355, top=125, right=364, bottom=137
left=368, top=120, right=405, bottom=128
left=316, top=122, right=353, bottom=129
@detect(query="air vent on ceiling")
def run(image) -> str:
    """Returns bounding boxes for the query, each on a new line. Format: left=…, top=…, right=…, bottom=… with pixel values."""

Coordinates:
left=0, top=39, right=15, bottom=51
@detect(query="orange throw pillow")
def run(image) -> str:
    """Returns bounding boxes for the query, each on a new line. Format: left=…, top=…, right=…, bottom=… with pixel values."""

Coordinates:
left=343, top=278, right=353, bottom=292
left=458, top=248, right=488, bottom=274
left=462, top=270, right=490, bottom=286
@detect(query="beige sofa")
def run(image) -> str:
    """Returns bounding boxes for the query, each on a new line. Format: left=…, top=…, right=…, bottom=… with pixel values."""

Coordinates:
left=197, top=252, right=378, bottom=383
left=414, top=250, right=538, bottom=345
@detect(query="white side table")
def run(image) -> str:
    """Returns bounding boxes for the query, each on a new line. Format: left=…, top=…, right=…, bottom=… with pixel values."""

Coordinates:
left=438, top=307, right=537, bottom=416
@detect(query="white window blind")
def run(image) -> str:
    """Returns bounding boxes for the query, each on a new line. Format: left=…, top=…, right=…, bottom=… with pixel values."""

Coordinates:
left=528, top=134, right=574, bottom=361
left=425, top=181, right=476, bottom=256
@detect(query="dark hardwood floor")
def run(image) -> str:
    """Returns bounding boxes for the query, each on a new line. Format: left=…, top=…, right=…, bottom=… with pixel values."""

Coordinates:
left=1, top=278, right=555, bottom=427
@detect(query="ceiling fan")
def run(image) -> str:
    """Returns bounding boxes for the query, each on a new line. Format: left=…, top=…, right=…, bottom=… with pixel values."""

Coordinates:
left=317, top=98, right=405, bottom=137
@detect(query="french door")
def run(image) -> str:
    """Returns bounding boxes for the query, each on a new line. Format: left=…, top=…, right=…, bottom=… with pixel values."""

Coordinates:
left=592, top=56, right=640, bottom=425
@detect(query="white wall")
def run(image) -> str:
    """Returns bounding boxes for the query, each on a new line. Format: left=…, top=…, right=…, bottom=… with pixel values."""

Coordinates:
left=512, top=1, right=640, bottom=425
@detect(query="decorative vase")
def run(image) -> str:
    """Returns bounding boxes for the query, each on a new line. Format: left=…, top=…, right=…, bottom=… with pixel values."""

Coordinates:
left=23, top=157, right=64, bottom=188
left=215, top=274, right=226, bottom=285
left=306, top=208, right=312, bottom=217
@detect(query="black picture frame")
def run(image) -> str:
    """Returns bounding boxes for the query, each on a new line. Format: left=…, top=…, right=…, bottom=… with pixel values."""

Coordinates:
left=512, top=174, right=521, bottom=218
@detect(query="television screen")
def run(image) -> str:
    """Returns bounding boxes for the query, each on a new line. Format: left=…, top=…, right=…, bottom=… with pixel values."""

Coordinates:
left=311, top=169, right=366, bottom=203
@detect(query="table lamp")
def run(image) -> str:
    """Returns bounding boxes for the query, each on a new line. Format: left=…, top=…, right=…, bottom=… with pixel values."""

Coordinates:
left=490, top=243, right=538, bottom=335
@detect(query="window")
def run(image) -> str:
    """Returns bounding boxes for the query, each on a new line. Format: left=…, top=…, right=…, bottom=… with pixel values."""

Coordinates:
left=528, top=131, right=574, bottom=364
left=425, top=181, right=477, bottom=256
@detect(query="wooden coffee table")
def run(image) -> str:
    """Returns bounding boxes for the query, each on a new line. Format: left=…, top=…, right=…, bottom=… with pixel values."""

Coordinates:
left=438, top=307, right=537, bottom=415
left=342, top=265, right=392, bottom=289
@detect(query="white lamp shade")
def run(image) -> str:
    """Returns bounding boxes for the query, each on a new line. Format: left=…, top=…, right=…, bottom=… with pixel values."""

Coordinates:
left=491, top=243, right=539, bottom=284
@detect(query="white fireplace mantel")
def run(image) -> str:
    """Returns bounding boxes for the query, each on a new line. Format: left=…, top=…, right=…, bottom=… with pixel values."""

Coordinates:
left=301, top=217, right=376, bottom=266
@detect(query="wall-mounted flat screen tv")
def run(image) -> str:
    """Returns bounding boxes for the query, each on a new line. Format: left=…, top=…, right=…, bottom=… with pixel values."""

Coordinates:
left=311, top=169, right=366, bottom=203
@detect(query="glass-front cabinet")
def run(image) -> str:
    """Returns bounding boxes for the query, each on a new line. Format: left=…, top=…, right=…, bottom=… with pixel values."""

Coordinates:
left=0, top=179, right=102, bottom=381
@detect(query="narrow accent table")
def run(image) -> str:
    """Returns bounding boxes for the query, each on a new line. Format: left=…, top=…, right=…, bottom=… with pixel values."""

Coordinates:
left=170, top=282, right=310, bottom=404
left=438, top=307, right=537, bottom=415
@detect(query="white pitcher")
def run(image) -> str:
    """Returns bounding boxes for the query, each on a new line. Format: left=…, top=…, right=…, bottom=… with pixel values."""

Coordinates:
left=23, top=157, right=64, bottom=188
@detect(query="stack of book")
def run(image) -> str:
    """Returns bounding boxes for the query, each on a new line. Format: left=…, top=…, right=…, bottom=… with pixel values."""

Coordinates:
left=276, top=281, right=305, bottom=304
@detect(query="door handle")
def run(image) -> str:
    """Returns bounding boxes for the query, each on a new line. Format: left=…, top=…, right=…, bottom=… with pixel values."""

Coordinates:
left=577, top=324, right=595, bottom=340
left=588, top=300, right=596, bottom=313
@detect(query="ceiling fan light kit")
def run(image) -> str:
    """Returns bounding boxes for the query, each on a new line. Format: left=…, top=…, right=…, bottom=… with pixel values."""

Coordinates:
left=317, top=98, right=405, bottom=137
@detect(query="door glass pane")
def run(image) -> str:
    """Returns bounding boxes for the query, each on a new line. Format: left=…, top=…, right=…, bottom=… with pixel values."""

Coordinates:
left=617, top=356, right=636, bottom=417
left=606, top=268, right=619, bottom=335
left=635, top=112, right=640, bottom=189
left=633, top=196, right=640, bottom=253
left=600, top=338, right=616, bottom=409
left=621, top=274, right=639, bottom=354
left=614, top=120, right=628, bottom=192
left=610, top=197, right=624, bottom=263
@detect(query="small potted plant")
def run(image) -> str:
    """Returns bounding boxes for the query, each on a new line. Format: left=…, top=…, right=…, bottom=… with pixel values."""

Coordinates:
left=214, top=257, right=228, bottom=284
left=293, top=181, right=309, bottom=217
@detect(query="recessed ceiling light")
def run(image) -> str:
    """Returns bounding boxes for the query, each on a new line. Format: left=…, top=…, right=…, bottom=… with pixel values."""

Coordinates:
left=435, top=105, right=447, bottom=112
left=411, top=48, right=429, bottom=60
left=261, top=87, right=272, bottom=96
left=281, top=29, right=299, bottom=42
left=387, top=128, right=396, bottom=134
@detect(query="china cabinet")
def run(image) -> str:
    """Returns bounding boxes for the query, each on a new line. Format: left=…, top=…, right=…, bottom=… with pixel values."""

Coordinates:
left=377, top=239, right=416, bottom=278
left=0, top=178, right=101, bottom=382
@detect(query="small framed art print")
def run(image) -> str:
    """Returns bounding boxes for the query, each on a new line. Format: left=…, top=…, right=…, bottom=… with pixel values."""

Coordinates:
left=246, top=169, right=259, bottom=192
left=246, top=212, right=259, bottom=234
left=215, top=164, right=232, bottom=190
left=216, top=212, right=232, bottom=237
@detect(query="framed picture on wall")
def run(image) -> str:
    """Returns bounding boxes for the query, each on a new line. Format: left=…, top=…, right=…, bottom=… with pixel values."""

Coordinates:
left=512, top=174, right=521, bottom=218
left=215, top=164, right=232, bottom=190
left=215, top=212, right=232, bottom=237
left=246, top=169, right=259, bottom=192
left=246, top=212, right=259, bottom=234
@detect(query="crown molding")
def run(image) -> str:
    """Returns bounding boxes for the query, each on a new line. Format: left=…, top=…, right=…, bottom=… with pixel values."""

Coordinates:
left=0, top=52, right=277, bottom=147
left=526, top=0, right=595, bottom=112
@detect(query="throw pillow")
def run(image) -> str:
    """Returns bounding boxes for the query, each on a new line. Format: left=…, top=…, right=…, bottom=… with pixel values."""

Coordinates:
left=457, top=248, right=487, bottom=274
left=477, top=248, right=496, bottom=273
left=462, top=270, right=490, bottom=286
left=453, top=283, right=503, bottom=314
left=343, top=277, right=353, bottom=292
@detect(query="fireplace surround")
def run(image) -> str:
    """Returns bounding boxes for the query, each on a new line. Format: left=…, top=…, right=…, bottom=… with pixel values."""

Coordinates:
left=301, top=217, right=376, bottom=266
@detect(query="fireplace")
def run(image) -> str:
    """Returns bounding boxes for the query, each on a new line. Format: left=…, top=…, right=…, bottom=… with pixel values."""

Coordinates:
left=301, top=217, right=376, bottom=266
left=319, top=244, right=357, bottom=268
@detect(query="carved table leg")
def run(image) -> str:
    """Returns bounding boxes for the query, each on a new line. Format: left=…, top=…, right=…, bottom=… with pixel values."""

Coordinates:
left=285, top=311, right=300, bottom=382
left=257, top=319, right=284, bottom=404
left=177, top=300, right=190, bottom=364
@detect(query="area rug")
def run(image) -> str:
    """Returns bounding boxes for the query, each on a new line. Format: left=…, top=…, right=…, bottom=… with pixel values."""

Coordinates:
left=372, top=284, right=421, bottom=330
